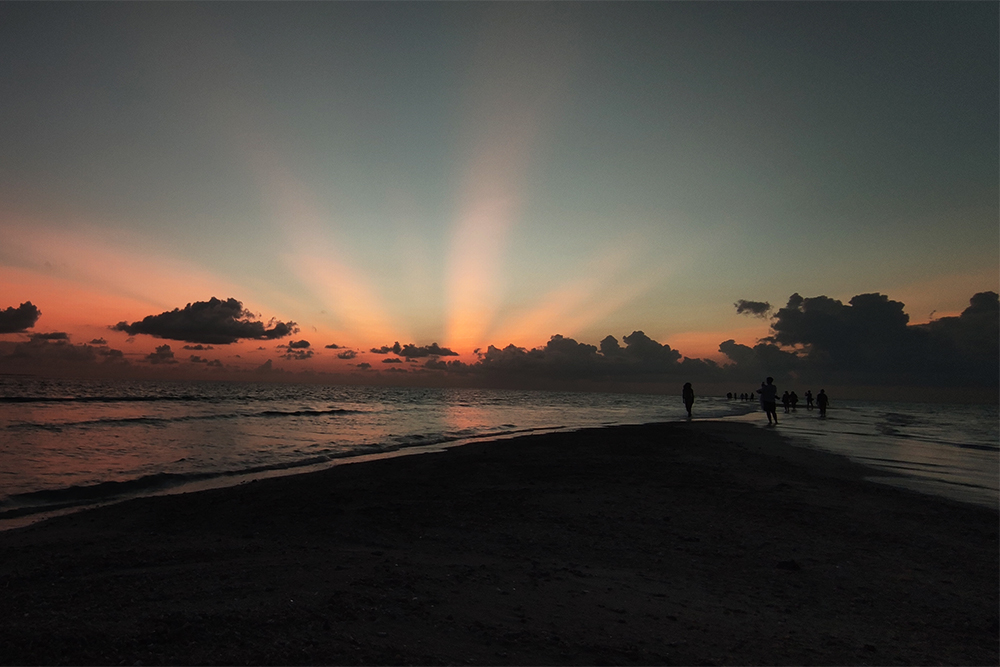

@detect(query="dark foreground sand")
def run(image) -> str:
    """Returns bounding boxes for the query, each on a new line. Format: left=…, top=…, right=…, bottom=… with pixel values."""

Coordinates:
left=1, top=422, right=996, bottom=666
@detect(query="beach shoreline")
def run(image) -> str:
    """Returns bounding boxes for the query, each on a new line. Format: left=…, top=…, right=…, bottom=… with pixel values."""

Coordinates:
left=1, top=421, right=996, bottom=665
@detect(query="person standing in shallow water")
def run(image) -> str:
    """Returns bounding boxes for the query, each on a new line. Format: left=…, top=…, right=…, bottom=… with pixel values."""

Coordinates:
left=816, top=389, right=829, bottom=417
left=757, top=377, right=779, bottom=425
left=682, top=382, right=694, bottom=419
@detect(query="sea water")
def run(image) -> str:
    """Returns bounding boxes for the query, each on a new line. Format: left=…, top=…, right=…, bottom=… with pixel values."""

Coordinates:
left=0, top=377, right=751, bottom=524
left=727, top=400, right=999, bottom=508
left=0, top=377, right=996, bottom=527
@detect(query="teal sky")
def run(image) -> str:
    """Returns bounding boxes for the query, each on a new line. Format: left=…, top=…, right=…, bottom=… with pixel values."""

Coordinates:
left=0, top=2, right=996, bottom=375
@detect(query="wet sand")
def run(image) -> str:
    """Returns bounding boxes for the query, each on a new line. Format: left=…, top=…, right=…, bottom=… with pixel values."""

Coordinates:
left=0, top=422, right=996, bottom=665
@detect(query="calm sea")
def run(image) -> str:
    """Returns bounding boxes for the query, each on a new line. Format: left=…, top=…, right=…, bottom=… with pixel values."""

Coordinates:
left=0, top=378, right=996, bottom=528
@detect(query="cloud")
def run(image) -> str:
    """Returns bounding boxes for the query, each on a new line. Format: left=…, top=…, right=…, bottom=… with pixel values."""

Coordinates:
left=0, top=319, right=136, bottom=378
left=912, top=291, right=999, bottom=386
left=718, top=339, right=800, bottom=383
left=283, top=340, right=311, bottom=349
left=357, top=362, right=372, bottom=370
left=324, top=343, right=342, bottom=349
left=766, top=292, right=915, bottom=378
left=721, top=290, right=1000, bottom=387
left=112, top=297, right=298, bottom=345
left=382, top=357, right=402, bottom=364
left=734, top=299, right=772, bottom=318
left=281, top=348, right=314, bottom=361
left=0, top=302, right=41, bottom=334
left=434, top=332, right=701, bottom=385
left=413, top=291, right=998, bottom=392
left=30, top=332, right=70, bottom=342
left=337, top=349, right=358, bottom=360
left=370, top=341, right=458, bottom=358
left=399, top=343, right=459, bottom=358
left=183, top=344, right=214, bottom=350
left=0, top=337, right=128, bottom=372
left=145, top=344, right=177, bottom=365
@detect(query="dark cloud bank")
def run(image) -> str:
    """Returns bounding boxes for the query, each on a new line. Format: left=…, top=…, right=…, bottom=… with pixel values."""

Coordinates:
left=112, top=297, right=297, bottom=345
left=1, top=292, right=996, bottom=397
left=0, top=334, right=128, bottom=376
left=409, top=291, right=998, bottom=395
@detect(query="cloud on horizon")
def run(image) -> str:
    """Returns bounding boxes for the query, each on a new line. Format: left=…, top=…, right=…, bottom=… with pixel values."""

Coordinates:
left=30, top=332, right=70, bottom=342
left=423, top=331, right=718, bottom=386
left=112, top=297, right=298, bottom=345
left=370, top=341, right=458, bottom=358
left=718, top=291, right=999, bottom=388
left=144, top=344, right=177, bottom=365
left=416, top=291, right=998, bottom=391
left=3, top=291, right=994, bottom=393
left=0, top=335, right=128, bottom=375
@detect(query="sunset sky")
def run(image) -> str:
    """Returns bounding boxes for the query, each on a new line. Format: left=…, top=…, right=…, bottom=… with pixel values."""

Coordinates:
left=1, top=2, right=997, bottom=392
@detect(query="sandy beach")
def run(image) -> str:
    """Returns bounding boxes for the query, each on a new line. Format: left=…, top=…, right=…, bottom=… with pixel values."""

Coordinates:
left=0, top=421, right=996, bottom=666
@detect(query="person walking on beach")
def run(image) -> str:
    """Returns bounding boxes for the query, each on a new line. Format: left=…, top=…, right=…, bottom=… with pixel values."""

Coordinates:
left=816, top=389, right=829, bottom=417
left=682, top=382, right=694, bottom=418
left=781, top=391, right=791, bottom=414
left=789, top=391, right=799, bottom=411
left=757, top=377, right=779, bottom=425
left=805, top=390, right=814, bottom=410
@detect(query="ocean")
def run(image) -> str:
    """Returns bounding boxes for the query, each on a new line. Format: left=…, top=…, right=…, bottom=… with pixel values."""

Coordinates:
left=1, top=377, right=996, bottom=528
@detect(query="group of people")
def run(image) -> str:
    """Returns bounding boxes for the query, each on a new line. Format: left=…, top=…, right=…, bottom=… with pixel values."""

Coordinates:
left=681, top=379, right=828, bottom=423
left=754, top=378, right=829, bottom=424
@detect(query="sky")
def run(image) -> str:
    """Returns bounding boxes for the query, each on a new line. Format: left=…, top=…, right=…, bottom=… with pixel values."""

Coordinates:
left=0, top=2, right=997, bottom=398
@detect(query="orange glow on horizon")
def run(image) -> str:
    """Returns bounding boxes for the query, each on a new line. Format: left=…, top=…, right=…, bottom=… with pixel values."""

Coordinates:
left=665, top=324, right=772, bottom=364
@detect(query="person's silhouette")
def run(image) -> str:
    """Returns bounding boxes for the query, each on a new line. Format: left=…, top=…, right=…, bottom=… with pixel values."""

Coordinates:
left=682, top=382, right=694, bottom=418
left=757, top=377, right=779, bottom=425
left=816, top=389, right=829, bottom=417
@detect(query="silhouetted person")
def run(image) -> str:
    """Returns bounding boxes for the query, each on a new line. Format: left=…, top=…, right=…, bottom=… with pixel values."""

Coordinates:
left=781, top=391, right=791, bottom=413
left=816, top=389, right=829, bottom=417
left=757, top=377, right=778, bottom=425
left=804, top=390, right=814, bottom=410
left=726, top=392, right=733, bottom=400
left=789, top=391, right=799, bottom=411
left=682, top=382, right=694, bottom=418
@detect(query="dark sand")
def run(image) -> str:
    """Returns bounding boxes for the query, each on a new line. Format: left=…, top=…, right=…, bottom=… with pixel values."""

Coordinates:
left=0, top=422, right=996, bottom=666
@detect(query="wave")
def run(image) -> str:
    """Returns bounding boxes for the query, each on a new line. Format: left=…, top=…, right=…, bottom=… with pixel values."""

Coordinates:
left=0, top=395, right=221, bottom=404
left=5, top=407, right=365, bottom=431
left=0, top=452, right=373, bottom=520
